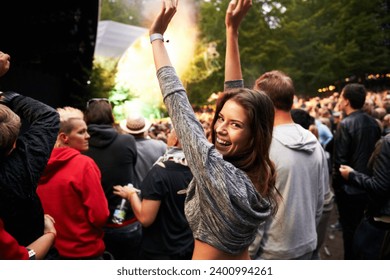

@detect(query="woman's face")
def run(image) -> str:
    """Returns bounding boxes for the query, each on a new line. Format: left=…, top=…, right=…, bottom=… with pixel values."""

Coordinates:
left=214, top=99, right=251, bottom=157
left=65, top=119, right=90, bottom=152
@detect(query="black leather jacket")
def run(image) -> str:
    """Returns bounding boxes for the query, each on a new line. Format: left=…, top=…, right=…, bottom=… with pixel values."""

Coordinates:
left=332, top=110, right=381, bottom=194
left=348, top=134, right=390, bottom=217
left=0, top=92, right=59, bottom=246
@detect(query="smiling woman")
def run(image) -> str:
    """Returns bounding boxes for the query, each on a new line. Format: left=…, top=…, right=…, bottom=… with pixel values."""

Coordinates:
left=146, top=0, right=279, bottom=260
left=211, top=88, right=271, bottom=174
left=214, top=99, right=251, bottom=157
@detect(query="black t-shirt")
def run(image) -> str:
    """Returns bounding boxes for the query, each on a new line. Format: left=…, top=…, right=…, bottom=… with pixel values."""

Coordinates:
left=140, top=160, right=194, bottom=256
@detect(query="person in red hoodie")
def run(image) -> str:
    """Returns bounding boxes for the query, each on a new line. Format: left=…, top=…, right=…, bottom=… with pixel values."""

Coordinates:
left=37, top=107, right=109, bottom=259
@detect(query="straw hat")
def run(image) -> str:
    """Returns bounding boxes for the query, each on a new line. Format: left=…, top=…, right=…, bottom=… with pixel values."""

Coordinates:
left=120, top=114, right=152, bottom=134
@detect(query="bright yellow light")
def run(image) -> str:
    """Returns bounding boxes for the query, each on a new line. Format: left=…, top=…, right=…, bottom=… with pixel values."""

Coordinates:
left=115, top=0, right=198, bottom=118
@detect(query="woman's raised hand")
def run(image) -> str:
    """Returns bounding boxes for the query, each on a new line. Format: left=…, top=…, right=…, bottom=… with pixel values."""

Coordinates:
left=149, top=0, right=178, bottom=36
left=225, top=0, right=252, bottom=31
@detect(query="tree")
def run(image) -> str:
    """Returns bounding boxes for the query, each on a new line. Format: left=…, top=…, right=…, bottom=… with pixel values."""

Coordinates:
left=187, top=0, right=389, bottom=104
left=99, top=0, right=143, bottom=26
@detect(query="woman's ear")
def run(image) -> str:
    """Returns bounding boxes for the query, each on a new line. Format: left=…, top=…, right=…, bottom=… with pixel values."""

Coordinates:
left=58, top=132, right=69, bottom=145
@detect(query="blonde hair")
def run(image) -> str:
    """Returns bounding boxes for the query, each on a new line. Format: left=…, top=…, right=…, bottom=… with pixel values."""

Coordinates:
left=55, top=107, right=84, bottom=147
left=57, top=106, right=84, bottom=123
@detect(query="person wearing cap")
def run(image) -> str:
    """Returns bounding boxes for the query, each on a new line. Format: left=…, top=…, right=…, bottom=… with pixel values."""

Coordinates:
left=120, top=114, right=167, bottom=184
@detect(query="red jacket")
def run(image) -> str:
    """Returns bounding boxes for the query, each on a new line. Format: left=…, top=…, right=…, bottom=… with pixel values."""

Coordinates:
left=37, top=147, right=109, bottom=258
left=0, top=218, right=28, bottom=260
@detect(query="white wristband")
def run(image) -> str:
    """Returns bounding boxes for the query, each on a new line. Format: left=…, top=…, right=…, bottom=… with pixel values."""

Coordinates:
left=150, top=33, right=164, bottom=43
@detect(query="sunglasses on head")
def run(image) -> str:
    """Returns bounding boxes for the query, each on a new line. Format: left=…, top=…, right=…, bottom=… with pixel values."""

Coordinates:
left=86, top=98, right=110, bottom=108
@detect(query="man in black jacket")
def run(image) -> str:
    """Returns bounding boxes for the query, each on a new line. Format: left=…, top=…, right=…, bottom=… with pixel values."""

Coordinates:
left=332, top=83, right=381, bottom=259
left=0, top=51, right=60, bottom=253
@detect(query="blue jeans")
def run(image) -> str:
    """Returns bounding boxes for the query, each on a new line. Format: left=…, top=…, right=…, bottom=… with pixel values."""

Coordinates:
left=104, top=221, right=142, bottom=260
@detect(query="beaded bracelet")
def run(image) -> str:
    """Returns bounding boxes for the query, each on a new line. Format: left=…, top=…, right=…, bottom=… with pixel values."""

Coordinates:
left=44, top=231, right=57, bottom=238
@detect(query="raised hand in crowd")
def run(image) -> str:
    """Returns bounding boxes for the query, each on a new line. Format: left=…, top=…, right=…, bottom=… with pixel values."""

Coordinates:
left=0, top=51, right=11, bottom=77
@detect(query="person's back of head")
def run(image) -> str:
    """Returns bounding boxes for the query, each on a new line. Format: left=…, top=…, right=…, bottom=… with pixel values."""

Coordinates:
left=119, top=114, right=152, bottom=138
left=319, top=117, right=332, bottom=130
left=253, top=70, right=295, bottom=112
left=0, top=105, right=21, bottom=158
left=291, top=108, right=313, bottom=130
left=341, top=83, right=367, bottom=110
left=84, top=98, right=114, bottom=125
left=384, top=114, right=390, bottom=129
left=167, top=128, right=180, bottom=148
left=290, top=108, right=319, bottom=140
left=363, top=100, right=375, bottom=116
left=374, top=107, right=387, bottom=121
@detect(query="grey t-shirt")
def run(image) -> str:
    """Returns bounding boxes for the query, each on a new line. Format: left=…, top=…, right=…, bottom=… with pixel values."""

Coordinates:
left=134, top=138, right=167, bottom=184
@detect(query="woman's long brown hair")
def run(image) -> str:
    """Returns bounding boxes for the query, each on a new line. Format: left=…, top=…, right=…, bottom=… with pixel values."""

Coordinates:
left=211, top=88, right=279, bottom=215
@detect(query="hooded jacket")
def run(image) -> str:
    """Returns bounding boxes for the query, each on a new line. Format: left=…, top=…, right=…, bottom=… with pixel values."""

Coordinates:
left=251, top=123, right=327, bottom=259
left=37, top=147, right=109, bottom=258
left=83, top=124, right=138, bottom=223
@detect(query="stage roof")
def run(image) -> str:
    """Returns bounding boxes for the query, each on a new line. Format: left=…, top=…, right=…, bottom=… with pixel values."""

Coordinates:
left=94, top=20, right=148, bottom=58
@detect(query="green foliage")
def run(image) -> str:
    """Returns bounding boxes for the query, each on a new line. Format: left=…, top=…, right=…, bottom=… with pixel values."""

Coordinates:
left=67, top=58, right=116, bottom=110
left=88, top=57, right=118, bottom=99
left=87, top=57, right=137, bottom=120
left=100, top=0, right=143, bottom=25
left=109, top=84, right=138, bottom=121
left=187, top=0, right=390, bottom=102
left=96, top=0, right=389, bottom=106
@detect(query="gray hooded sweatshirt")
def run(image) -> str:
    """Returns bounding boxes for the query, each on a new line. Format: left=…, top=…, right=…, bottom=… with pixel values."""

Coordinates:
left=250, top=123, right=327, bottom=259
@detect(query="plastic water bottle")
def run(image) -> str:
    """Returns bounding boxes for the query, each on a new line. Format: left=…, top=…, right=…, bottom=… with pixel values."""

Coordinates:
left=112, top=198, right=127, bottom=224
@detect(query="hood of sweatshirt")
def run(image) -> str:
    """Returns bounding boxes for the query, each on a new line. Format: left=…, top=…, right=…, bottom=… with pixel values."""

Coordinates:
left=272, top=123, right=318, bottom=153
left=87, top=124, right=118, bottom=148
left=39, top=147, right=80, bottom=184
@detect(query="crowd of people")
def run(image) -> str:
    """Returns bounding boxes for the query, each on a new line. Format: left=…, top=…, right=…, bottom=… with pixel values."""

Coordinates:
left=1, top=0, right=390, bottom=260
